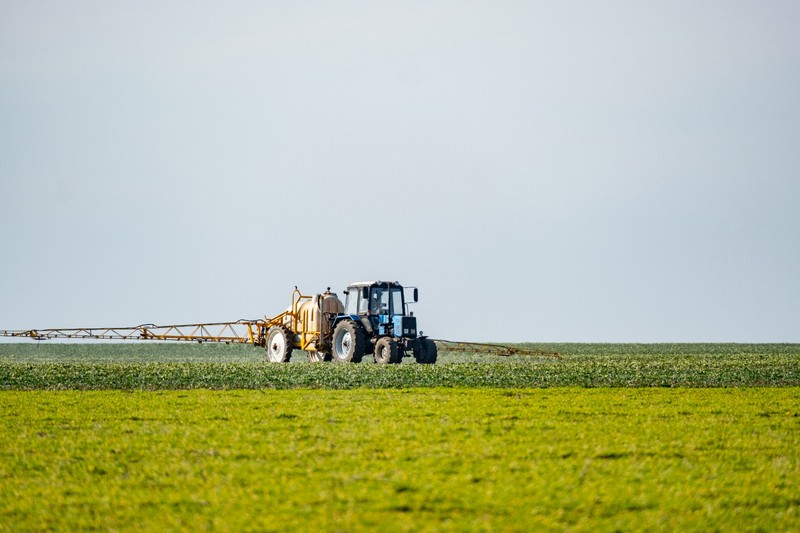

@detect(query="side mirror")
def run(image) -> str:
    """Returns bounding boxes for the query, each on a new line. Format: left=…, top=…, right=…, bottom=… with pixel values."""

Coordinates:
left=413, top=288, right=419, bottom=302
left=361, top=287, right=369, bottom=300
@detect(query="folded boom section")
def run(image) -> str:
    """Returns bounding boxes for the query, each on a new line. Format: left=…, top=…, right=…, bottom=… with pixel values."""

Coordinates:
left=0, top=320, right=271, bottom=345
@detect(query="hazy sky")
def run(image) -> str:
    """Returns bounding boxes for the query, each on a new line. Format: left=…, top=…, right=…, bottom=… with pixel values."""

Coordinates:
left=1, top=1, right=798, bottom=342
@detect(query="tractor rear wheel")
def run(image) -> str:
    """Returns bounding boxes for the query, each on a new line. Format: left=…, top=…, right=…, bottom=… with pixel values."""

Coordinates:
left=374, top=337, right=401, bottom=364
left=414, top=338, right=438, bottom=364
left=266, top=326, right=293, bottom=363
left=331, top=320, right=365, bottom=363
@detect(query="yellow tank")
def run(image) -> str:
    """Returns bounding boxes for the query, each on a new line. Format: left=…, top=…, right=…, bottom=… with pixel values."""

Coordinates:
left=297, top=296, right=320, bottom=335
left=283, top=289, right=344, bottom=352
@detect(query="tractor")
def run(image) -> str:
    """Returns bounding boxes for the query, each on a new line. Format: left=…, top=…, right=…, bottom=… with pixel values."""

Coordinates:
left=264, top=281, right=437, bottom=364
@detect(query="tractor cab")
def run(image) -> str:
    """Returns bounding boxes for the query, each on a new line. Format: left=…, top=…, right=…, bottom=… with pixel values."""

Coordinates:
left=341, top=281, right=418, bottom=339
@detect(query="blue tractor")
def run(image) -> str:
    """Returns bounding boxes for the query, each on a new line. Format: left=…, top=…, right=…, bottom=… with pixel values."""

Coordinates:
left=330, top=281, right=437, bottom=364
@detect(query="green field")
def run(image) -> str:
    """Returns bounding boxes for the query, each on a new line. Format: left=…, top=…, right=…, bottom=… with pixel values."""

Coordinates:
left=1, top=388, right=798, bottom=531
left=1, top=342, right=799, bottom=389
left=3, top=341, right=799, bottom=365
left=1, top=343, right=799, bottom=531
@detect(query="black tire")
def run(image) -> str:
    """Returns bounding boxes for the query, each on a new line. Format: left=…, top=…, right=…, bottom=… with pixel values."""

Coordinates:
left=331, top=320, right=366, bottom=363
left=374, top=337, right=401, bottom=364
left=414, top=338, right=438, bottom=364
left=307, top=351, right=332, bottom=363
left=266, top=326, right=293, bottom=363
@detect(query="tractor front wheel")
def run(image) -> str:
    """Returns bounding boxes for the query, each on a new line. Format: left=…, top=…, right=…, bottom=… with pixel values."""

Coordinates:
left=414, top=338, right=438, bottom=364
left=331, top=320, right=365, bottom=363
left=374, top=337, right=401, bottom=364
left=266, top=326, right=293, bottom=363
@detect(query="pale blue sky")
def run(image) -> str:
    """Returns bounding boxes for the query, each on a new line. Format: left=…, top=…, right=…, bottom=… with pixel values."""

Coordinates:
left=1, top=1, right=798, bottom=342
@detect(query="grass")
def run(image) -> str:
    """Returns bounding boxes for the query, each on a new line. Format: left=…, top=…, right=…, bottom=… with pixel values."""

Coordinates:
left=1, top=343, right=798, bottom=530
left=1, top=388, right=798, bottom=531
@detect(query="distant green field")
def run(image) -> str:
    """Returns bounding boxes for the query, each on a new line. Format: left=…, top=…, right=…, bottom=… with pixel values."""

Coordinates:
left=2, top=341, right=798, bottom=364
left=1, top=343, right=798, bottom=389
left=1, top=388, right=797, bottom=531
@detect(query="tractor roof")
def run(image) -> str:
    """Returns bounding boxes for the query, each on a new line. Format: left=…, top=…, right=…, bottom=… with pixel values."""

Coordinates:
left=347, top=281, right=402, bottom=288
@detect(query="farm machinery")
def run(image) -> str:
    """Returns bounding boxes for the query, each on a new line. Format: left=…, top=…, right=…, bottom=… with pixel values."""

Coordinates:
left=262, top=281, right=438, bottom=364
left=1, top=281, right=559, bottom=362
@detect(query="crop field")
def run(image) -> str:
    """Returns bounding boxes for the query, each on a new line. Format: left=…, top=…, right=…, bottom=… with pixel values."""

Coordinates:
left=1, top=343, right=799, bottom=531
left=1, top=342, right=799, bottom=389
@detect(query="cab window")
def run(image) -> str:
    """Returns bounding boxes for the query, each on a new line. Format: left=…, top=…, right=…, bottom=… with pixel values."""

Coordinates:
left=391, top=289, right=403, bottom=315
left=369, top=287, right=385, bottom=314
left=345, top=291, right=358, bottom=315
left=358, top=291, right=369, bottom=314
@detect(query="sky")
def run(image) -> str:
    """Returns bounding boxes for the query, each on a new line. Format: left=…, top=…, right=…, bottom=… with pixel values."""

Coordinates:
left=1, top=1, right=798, bottom=343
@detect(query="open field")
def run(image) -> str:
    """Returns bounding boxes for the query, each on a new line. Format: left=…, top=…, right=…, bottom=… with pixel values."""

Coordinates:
left=2, top=341, right=798, bottom=364
left=1, top=344, right=798, bottom=530
left=1, top=343, right=799, bottom=389
left=1, top=388, right=798, bottom=531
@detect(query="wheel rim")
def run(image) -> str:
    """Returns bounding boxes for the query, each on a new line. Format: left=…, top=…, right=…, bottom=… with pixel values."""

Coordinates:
left=269, top=333, right=285, bottom=362
left=335, top=330, right=352, bottom=359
